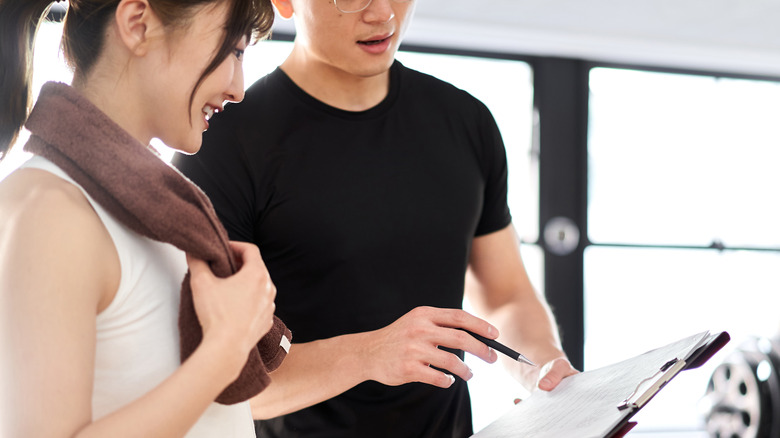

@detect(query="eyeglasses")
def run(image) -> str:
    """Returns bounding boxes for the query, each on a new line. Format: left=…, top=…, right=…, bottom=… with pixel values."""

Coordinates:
left=333, top=0, right=413, bottom=14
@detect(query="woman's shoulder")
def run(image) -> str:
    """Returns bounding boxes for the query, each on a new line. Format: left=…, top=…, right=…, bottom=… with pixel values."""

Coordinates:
left=0, top=167, right=119, bottom=307
left=0, top=167, right=95, bottom=225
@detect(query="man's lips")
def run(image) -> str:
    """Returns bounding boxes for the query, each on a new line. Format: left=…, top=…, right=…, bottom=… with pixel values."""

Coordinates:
left=358, top=34, right=392, bottom=45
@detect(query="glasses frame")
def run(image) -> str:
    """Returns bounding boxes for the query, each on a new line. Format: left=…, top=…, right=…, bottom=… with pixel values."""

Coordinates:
left=333, top=0, right=413, bottom=14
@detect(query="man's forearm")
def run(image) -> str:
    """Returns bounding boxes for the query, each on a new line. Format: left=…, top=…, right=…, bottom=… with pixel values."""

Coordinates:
left=489, top=297, right=568, bottom=387
left=250, top=332, right=370, bottom=419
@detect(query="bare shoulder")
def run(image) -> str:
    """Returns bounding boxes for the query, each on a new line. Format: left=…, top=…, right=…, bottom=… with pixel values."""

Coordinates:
left=0, top=167, right=91, bottom=209
left=0, top=168, right=104, bottom=251
left=0, top=167, right=120, bottom=309
left=0, top=168, right=119, bottom=435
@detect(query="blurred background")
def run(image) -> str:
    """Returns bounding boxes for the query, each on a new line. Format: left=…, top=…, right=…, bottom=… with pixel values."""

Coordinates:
left=4, top=1, right=780, bottom=436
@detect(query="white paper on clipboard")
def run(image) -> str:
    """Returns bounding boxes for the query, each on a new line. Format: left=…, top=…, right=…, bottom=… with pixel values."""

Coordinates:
left=472, top=331, right=727, bottom=438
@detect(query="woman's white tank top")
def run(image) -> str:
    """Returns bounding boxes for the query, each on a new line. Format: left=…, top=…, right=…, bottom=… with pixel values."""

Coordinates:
left=21, top=156, right=254, bottom=437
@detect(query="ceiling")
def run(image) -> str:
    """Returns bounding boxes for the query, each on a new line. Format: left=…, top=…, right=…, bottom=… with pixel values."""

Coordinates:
left=274, top=0, right=780, bottom=77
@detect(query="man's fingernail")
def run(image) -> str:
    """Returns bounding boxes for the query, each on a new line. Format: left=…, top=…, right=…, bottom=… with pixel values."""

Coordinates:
left=539, top=378, right=552, bottom=388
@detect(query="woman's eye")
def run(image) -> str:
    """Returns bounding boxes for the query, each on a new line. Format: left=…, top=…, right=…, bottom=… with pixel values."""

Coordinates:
left=234, top=49, right=245, bottom=61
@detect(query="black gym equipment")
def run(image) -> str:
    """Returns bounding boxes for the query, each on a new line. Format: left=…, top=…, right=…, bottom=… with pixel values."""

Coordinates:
left=702, top=336, right=780, bottom=438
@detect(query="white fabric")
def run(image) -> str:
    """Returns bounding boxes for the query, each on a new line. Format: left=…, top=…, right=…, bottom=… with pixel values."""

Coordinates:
left=21, top=156, right=254, bottom=437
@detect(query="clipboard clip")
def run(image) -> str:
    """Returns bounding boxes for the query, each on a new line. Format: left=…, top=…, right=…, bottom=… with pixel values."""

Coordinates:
left=617, top=358, right=684, bottom=411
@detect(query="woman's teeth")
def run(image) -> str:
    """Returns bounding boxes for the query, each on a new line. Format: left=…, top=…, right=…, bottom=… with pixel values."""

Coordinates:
left=203, top=106, right=216, bottom=121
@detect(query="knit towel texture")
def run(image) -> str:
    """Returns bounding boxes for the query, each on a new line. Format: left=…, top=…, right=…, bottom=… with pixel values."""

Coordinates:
left=24, top=82, right=290, bottom=405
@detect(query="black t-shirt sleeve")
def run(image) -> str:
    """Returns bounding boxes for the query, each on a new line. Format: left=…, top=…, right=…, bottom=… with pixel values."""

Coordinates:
left=172, top=108, right=257, bottom=243
left=473, top=100, right=512, bottom=236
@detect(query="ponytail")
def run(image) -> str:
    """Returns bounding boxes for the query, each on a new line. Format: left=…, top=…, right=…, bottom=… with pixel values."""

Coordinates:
left=0, top=0, right=56, bottom=160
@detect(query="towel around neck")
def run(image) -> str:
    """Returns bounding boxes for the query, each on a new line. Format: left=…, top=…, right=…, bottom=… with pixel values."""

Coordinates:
left=23, top=82, right=291, bottom=404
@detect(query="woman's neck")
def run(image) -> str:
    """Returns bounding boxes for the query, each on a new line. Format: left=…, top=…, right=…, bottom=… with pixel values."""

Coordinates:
left=70, top=69, right=152, bottom=147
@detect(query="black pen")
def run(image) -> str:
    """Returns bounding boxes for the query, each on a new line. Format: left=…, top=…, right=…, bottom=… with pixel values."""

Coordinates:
left=460, top=329, right=536, bottom=366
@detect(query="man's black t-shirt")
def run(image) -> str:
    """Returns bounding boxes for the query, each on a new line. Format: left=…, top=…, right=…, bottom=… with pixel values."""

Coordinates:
left=174, top=61, right=512, bottom=438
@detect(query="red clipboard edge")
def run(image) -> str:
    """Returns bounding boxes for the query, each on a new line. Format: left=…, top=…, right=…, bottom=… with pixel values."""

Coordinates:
left=685, top=331, right=731, bottom=370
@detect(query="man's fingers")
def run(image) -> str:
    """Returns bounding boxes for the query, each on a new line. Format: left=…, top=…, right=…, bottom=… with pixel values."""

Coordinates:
left=427, top=307, right=499, bottom=340
left=407, top=307, right=499, bottom=363
left=415, top=366, right=457, bottom=389
left=427, top=349, right=473, bottom=382
left=437, top=328, right=498, bottom=364
left=537, top=357, right=578, bottom=391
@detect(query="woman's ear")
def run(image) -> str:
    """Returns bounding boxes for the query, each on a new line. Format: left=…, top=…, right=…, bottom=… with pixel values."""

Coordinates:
left=271, top=0, right=294, bottom=20
left=114, top=0, right=159, bottom=56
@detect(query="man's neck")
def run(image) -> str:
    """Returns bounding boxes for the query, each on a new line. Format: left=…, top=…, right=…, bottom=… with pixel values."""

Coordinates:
left=279, top=47, right=392, bottom=112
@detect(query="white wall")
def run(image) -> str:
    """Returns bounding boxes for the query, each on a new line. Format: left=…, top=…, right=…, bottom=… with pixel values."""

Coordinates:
left=274, top=0, right=780, bottom=77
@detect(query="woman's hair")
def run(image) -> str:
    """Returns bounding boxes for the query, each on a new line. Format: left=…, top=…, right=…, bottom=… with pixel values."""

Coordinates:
left=0, top=0, right=274, bottom=160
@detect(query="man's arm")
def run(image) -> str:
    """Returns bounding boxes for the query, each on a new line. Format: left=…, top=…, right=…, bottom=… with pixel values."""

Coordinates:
left=250, top=305, right=502, bottom=419
left=465, top=224, right=579, bottom=392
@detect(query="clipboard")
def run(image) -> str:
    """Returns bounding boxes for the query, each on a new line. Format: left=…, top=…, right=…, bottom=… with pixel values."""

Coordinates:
left=472, top=330, right=730, bottom=438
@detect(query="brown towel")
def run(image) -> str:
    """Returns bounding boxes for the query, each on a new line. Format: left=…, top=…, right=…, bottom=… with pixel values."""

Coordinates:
left=23, top=82, right=291, bottom=405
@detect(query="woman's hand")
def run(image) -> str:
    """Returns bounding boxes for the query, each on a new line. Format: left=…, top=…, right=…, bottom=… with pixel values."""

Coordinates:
left=188, top=241, right=276, bottom=376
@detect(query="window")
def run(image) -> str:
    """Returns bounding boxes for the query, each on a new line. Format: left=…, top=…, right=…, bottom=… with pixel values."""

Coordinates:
left=589, top=68, right=780, bottom=247
left=586, top=67, right=780, bottom=434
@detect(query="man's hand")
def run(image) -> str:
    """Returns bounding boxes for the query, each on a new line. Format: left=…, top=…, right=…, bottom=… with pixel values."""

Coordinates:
left=536, top=357, right=578, bottom=391
left=360, top=306, right=500, bottom=388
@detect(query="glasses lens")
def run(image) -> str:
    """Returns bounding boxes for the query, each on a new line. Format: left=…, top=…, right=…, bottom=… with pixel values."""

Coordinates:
left=334, top=0, right=371, bottom=13
left=334, top=0, right=413, bottom=13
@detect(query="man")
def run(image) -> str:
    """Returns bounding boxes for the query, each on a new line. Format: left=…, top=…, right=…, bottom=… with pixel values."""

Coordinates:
left=174, top=0, right=578, bottom=436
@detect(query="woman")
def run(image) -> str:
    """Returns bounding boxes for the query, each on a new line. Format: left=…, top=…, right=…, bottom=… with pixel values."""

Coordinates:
left=0, top=0, right=288, bottom=436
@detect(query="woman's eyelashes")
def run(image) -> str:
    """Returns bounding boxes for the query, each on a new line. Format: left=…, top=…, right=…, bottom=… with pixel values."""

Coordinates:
left=234, top=48, right=245, bottom=61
